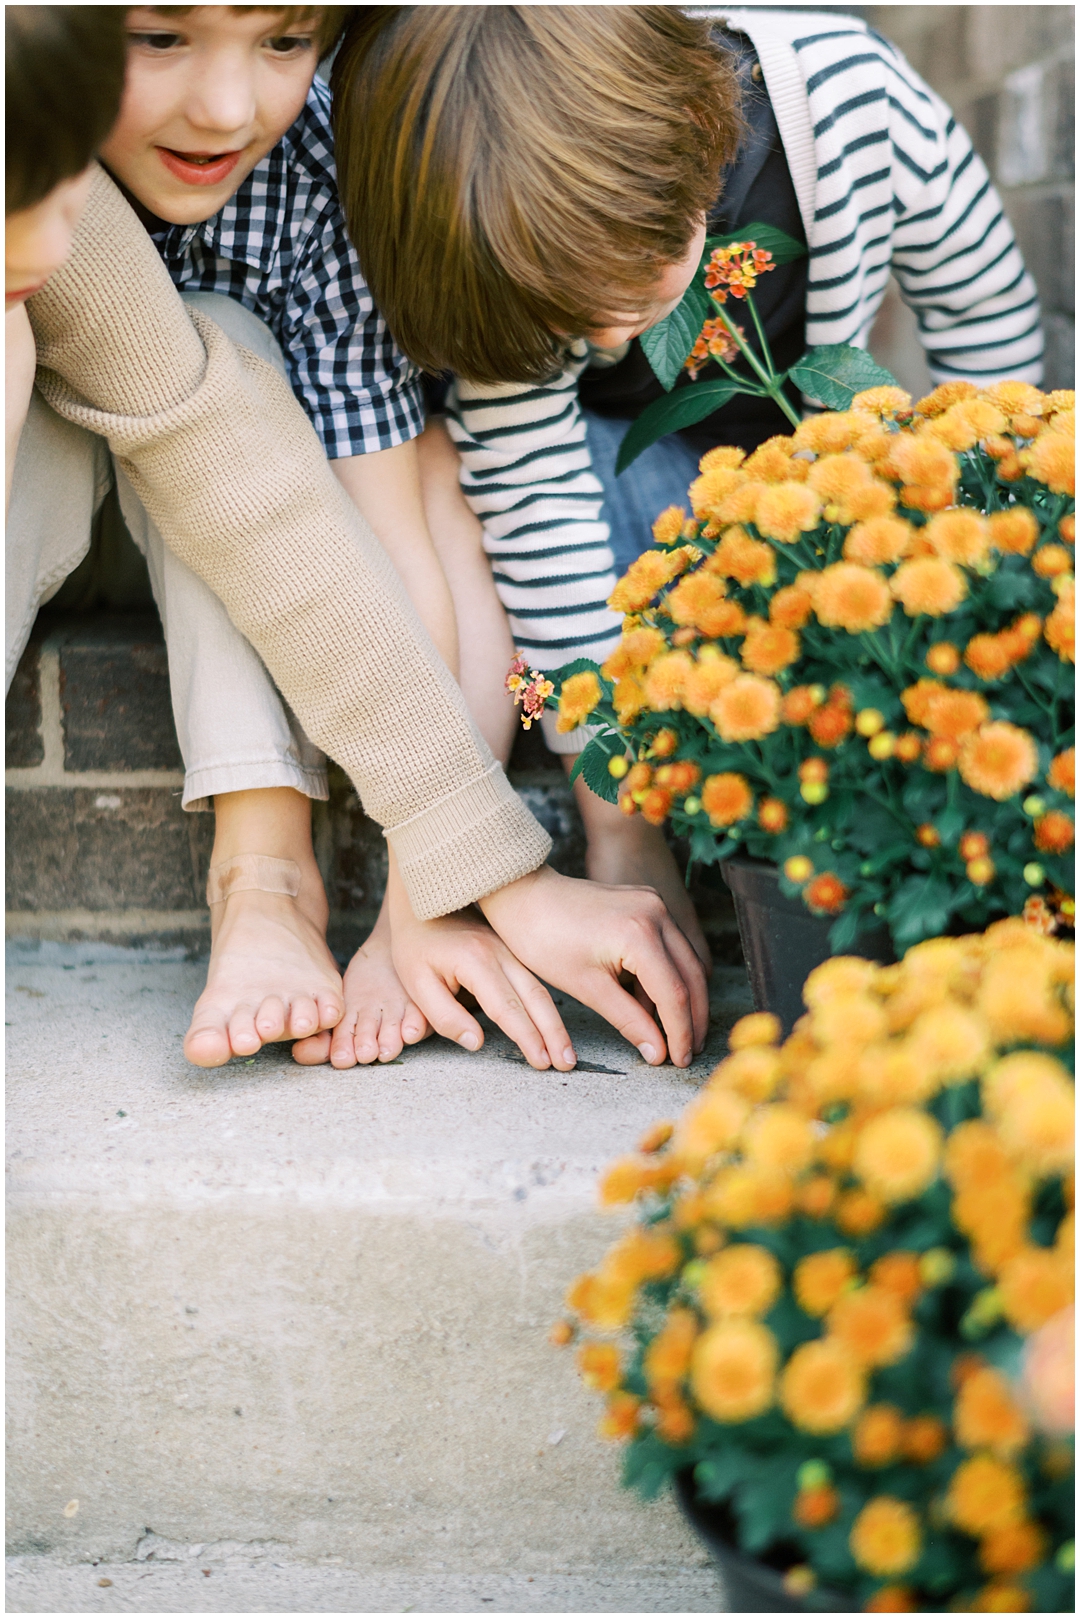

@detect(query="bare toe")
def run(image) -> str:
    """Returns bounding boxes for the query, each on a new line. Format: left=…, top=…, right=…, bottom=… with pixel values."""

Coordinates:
left=401, top=1006, right=430, bottom=1044
left=254, top=996, right=288, bottom=1042
left=378, top=1020, right=406, bottom=1063
left=227, top=1008, right=261, bottom=1056
left=184, top=1014, right=233, bottom=1068
left=291, top=1030, right=332, bottom=1065
left=345, top=1012, right=380, bottom=1066
left=315, top=989, right=345, bottom=1031
left=285, top=993, right=320, bottom=1040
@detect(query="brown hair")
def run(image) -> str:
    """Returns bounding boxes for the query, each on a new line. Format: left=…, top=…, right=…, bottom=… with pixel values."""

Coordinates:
left=332, top=6, right=742, bottom=383
left=6, top=7, right=127, bottom=214
left=148, top=7, right=349, bottom=59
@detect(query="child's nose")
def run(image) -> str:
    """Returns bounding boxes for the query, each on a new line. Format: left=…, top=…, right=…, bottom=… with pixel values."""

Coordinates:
left=185, top=59, right=258, bottom=138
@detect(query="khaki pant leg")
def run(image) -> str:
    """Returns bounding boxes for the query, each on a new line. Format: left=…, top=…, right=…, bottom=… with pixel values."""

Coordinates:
left=112, top=291, right=328, bottom=810
left=5, top=389, right=110, bottom=691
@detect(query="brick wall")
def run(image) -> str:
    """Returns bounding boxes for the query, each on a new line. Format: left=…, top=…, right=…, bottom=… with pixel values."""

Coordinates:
left=6, top=613, right=741, bottom=956
left=861, top=5, right=1075, bottom=390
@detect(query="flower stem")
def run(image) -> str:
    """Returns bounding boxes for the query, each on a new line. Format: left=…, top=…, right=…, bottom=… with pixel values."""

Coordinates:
left=713, top=294, right=802, bottom=429
left=715, top=357, right=768, bottom=396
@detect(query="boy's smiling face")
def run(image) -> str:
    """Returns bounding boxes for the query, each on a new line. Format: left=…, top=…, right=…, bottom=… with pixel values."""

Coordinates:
left=100, top=6, right=321, bottom=225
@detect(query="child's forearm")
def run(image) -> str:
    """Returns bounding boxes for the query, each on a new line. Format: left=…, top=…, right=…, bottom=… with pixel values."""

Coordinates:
left=331, top=442, right=461, bottom=677
left=28, top=166, right=552, bottom=920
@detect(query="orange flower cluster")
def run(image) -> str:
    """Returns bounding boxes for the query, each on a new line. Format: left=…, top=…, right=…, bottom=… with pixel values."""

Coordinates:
left=548, top=388, right=1074, bottom=946
left=704, top=241, right=775, bottom=302
left=561, top=921, right=1073, bottom=1611
left=685, top=316, right=742, bottom=380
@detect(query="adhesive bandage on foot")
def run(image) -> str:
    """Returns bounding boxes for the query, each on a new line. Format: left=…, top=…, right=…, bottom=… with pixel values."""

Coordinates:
left=205, top=854, right=302, bottom=906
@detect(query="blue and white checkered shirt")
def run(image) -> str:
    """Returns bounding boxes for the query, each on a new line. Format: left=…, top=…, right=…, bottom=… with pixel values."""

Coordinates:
left=149, top=78, right=425, bottom=460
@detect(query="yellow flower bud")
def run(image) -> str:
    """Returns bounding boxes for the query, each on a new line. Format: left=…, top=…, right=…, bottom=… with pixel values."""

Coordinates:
left=1023, top=863, right=1046, bottom=886
left=868, top=731, right=896, bottom=760
left=1022, top=795, right=1046, bottom=817
left=918, top=1248, right=955, bottom=1287
left=683, top=796, right=702, bottom=816
left=784, top=856, right=814, bottom=883
left=607, top=755, right=630, bottom=780
left=856, top=708, right=885, bottom=737
left=800, top=781, right=829, bottom=805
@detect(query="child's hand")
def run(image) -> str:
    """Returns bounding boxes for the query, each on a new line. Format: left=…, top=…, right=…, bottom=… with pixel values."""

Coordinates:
left=479, top=865, right=709, bottom=1069
left=387, top=859, right=576, bottom=1072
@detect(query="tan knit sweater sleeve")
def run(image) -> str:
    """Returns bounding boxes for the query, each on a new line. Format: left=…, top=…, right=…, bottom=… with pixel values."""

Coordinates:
left=27, top=167, right=550, bottom=920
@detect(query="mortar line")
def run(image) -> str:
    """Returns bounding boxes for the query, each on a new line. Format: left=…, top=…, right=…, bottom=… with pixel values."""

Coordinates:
left=5, top=768, right=186, bottom=790
left=37, top=634, right=65, bottom=776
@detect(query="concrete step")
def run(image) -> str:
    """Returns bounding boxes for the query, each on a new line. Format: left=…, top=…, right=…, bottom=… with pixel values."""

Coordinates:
left=6, top=612, right=740, bottom=961
left=7, top=941, right=752, bottom=1604
left=5, top=1557, right=727, bottom=1613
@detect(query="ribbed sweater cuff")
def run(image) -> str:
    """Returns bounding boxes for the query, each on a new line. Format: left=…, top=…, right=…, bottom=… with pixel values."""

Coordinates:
left=387, top=764, right=552, bottom=920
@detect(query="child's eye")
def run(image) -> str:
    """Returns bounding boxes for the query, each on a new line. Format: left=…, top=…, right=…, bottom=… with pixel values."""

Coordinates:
left=128, top=31, right=184, bottom=51
left=265, top=34, right=314, bottom=56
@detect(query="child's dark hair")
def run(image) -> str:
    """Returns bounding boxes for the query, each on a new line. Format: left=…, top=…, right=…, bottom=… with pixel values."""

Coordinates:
left=5, top=7, right=127, bottom=215
left=332, top=6, right=742, bottom=385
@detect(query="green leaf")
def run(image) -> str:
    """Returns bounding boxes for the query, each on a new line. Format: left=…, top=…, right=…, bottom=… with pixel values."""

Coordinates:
left=735, top=1457, right=798, bottom=1554
left=886, top=874, right=952, bottom=948
left=828, top=907, right=865, bottom=953
left=639, top=278, right=715, bottom=391
left=788, top=345, right=900, bottom=411
left=706, top=223, right=807, bottom=265
left=571, top=732, right=625, bottom=804
left=616, top=381, right=745, bottom=473
left=692, top=1446, right=757, bottom=1503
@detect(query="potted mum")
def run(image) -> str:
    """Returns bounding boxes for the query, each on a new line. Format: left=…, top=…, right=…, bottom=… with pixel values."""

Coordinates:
left=523, top=396, right=1075, bottom=1024
left=511, top=237, right=1075, bottom=1027
left=555, top=919, right=1075, bottom=1613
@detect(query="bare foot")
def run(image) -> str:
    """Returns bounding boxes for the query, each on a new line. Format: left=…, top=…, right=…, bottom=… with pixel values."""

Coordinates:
left=292, top=898, right=430, bottom=1068
left=183, top=787, right=345, bottom=1068
left=184, top=885, right=345, bottom=1067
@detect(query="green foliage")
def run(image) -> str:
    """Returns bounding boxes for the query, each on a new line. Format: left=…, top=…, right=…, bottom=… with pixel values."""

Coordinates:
left=706, top=223, right=807, bottom=265
left=570, top=731, right=624, bottom=805
left=788, top=345, right=902, bottom=411
left=628, top=223, right=898, bottom=472
left=639, top=277, right=715, bottom=392
left=616, top=381, right=744, bottom=472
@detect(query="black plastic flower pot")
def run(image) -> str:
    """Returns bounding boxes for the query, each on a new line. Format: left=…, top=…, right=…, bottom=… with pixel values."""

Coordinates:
left=674, top=1471, right=857, bottom=1613
left=720, top=857, right=895, bottom=1037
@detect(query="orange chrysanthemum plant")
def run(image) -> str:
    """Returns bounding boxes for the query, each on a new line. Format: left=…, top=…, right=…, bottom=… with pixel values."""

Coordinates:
left=556, top=923, right=1075, bottom=1612
left=538, top=376, right=1075, bottom=952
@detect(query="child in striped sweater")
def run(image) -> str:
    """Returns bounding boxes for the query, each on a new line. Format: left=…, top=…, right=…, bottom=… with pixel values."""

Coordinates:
left=331, top=5, right=1042, bottom=951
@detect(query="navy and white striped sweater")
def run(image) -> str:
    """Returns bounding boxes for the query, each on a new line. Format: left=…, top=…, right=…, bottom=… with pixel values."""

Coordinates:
left=443, top=9, right=1043, bottom=748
